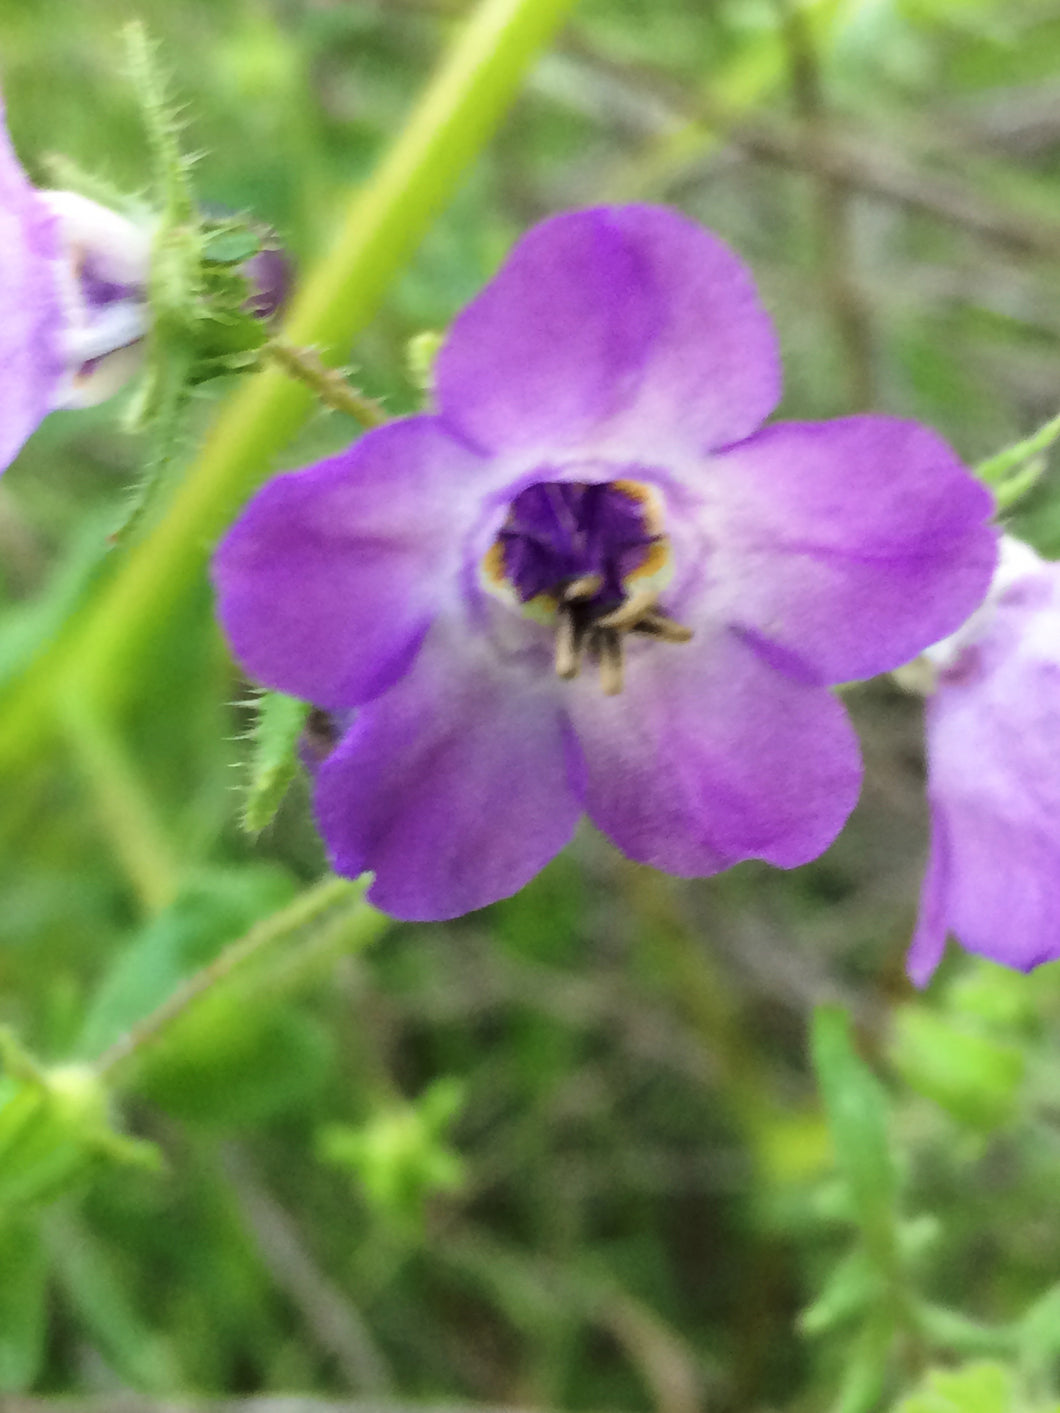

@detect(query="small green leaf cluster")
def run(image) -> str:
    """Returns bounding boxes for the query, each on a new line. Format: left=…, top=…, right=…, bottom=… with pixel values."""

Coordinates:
left=319, top=1077, right=466, bottom=1234
left=893, top=1362, right=1059, bottom=1413
left=0, top=1029, right=159, bottom=1217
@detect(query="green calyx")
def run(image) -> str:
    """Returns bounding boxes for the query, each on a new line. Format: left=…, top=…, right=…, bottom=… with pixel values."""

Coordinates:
left=115, top=24, right=284, bottom=539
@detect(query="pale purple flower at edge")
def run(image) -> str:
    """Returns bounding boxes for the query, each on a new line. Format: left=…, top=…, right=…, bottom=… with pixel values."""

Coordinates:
left=0, top=96, right=152, bottom=473
left=909, top=537, right=1060, bottom=985
left=0, top=97, right=65, bottom=471
left=214, top=205, right=998, bottom=922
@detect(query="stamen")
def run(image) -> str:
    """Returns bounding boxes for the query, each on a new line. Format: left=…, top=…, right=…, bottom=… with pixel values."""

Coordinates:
left=562, top=574, right=603, bottom=603
left=554, top=607, right=583, bottom=680
left=488, top=477, right=693, bottom=696
left=596, top=630, right=624, bottom=696
left=596, top=587, right=659, bottom=632
left=635, top=610, right=694, bottom=644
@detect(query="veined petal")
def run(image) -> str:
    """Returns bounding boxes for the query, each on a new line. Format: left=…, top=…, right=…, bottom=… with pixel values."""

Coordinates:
left=0, top=101, right=65, bottom=472
left=568, top=626, right=861, bottom=874
left=314, top=630, right=580, bottom=921
left=436, top=205, right=780, bottom=461
left=213, top=416, right=489, bottom=710
left=709, top=417, right=998, bottom=684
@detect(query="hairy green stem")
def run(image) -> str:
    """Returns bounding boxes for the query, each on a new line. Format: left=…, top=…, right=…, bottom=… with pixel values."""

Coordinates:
left=0, top=0, right=579, bottom=767
left=266, top=340, right=389, bottom=427
left=93, top=875, right=378, bottom=1082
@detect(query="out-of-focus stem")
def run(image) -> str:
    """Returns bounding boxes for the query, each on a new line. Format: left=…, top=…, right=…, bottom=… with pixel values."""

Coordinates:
left=60, top=700, right=181, bottom=914
left=69, top=0, right=579, bottom=709
left=773, top=0, right=874, bottom=410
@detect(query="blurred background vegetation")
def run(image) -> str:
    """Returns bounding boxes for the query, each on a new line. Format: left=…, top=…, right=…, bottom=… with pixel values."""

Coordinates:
left=1, top=0, right=1060, bottom=1410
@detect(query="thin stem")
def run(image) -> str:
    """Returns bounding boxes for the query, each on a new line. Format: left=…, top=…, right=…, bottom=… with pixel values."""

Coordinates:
left=60, top=699, right=181, bottom=914
left=774, top=0, right=874, bottom=409
left=266, top=340, right=388, bottom=427
left=220, top=1144, right=394, bottom=1393
left=571, top=36, right=1060, bottom=262
left=94, top=875, right=371, bottom=1081
left=598, top=0, right=851, bottom=202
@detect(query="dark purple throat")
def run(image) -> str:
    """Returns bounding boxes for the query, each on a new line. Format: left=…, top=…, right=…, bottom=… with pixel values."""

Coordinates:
left=484, top=479, right=692, bottom=696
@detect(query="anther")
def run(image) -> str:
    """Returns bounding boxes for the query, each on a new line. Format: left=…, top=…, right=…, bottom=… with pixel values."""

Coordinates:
left=562, top=574, right=603, bottom=603
left=635, top=610, right=694, bottom=644
left=596, top=587, right=659, bottom=632
left=554, top=607, right=583, bottom=680
left=596, top=630, right=624, bottom=696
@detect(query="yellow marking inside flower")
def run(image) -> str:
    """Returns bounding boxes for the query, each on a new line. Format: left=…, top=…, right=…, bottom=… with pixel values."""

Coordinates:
left=480, top=540, right=557, bottom=619
left=482, top=538, right=507, bottom=589
left=611, top=478, right=665, bottom=536
left=480, top=476, right=672, bottom=622
left=626, top=536, right=671, bottom=583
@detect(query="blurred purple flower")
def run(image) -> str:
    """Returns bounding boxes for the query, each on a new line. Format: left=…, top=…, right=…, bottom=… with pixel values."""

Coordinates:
left=214, top=205, right=997, bottom=921
left=0, top=100, right=152, bottom=473
left=909, top=536, right=1060, bottom=984
left=242, top=243, right=290, bottom=323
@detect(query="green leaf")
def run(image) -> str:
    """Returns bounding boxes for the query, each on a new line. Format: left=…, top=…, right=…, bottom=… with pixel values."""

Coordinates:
left=48, top=1212, right=179, bottom=1391
left=801, top=1248, right=880, bottom=1337
left=319, top=1078, right=467, bottom=1230
left=78, top=866, right=297, bottom=1059
left=202, top=227, right=262, bottom=266
left=976, top=412, right=1060, bottom=487
left=0, top=1217, right=48, bottom=1391
left=406, top=329, right=445, bottom=396
left=811, top=1007, right=900, bottom=1274
left=993, top=457, right=1046, bottom=513
left=889, top=1006, right=1026, bottom=1130
left=835, top=1310, right=895, bottom=1413
left=0, top=1038, right=159, bottom=1215
left=1017, top=1284, right=1060, bottom=1384
left=0, top=513, right=112, bottom=693
left=894, top=1361, right=1016, bottom=1413
left=138, top=1005, right=332, bottom=1129
left=241, top=691, right=310, bottom=834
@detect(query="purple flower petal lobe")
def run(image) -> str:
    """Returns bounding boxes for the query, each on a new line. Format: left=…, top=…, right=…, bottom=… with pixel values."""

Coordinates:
left=712, top=417, right=998, bottom=684
left=912, top=544, right=1060, bottom=979
left=436, top=205, right=781, bottom=460
left=0, top=100, right=64, bottom=472
left=314, top=630, right=580, bottom=921
left=214, top=416, right=489, bottom=710
left=569, top=625, right=862, bottom=874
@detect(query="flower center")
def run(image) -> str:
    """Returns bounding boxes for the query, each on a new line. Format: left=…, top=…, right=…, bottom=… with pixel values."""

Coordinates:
left=483, top=479, right=692, bottom=695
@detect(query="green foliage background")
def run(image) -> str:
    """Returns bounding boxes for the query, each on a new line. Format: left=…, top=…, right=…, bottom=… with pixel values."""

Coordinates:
left=1, top=1, right=1060, bottom=1410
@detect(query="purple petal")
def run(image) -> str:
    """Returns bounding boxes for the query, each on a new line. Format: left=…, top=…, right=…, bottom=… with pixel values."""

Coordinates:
left=922, top=787, right=1060, bottom=974
left=568, top=626, right=861, bottom=874
left=915, top=570, right=1060, bottom=973
left=907, top=809, right=951, bottom=987
left=314, top=630, right=580, bottom=920
left=436, top=205, right=780, bottom=460
left=213, top=417, right=488, bottom=709
left=0, top=101, right=64, bottom=472
left=709, top=417, right=998, bottom=684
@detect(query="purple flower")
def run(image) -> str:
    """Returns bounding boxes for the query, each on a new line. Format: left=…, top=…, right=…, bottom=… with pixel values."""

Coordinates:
left=214, top=205, right=997, bottom=921
left=0, top=99, right=151, bottom=473
left=909, top=537, right=1060, bottom=984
